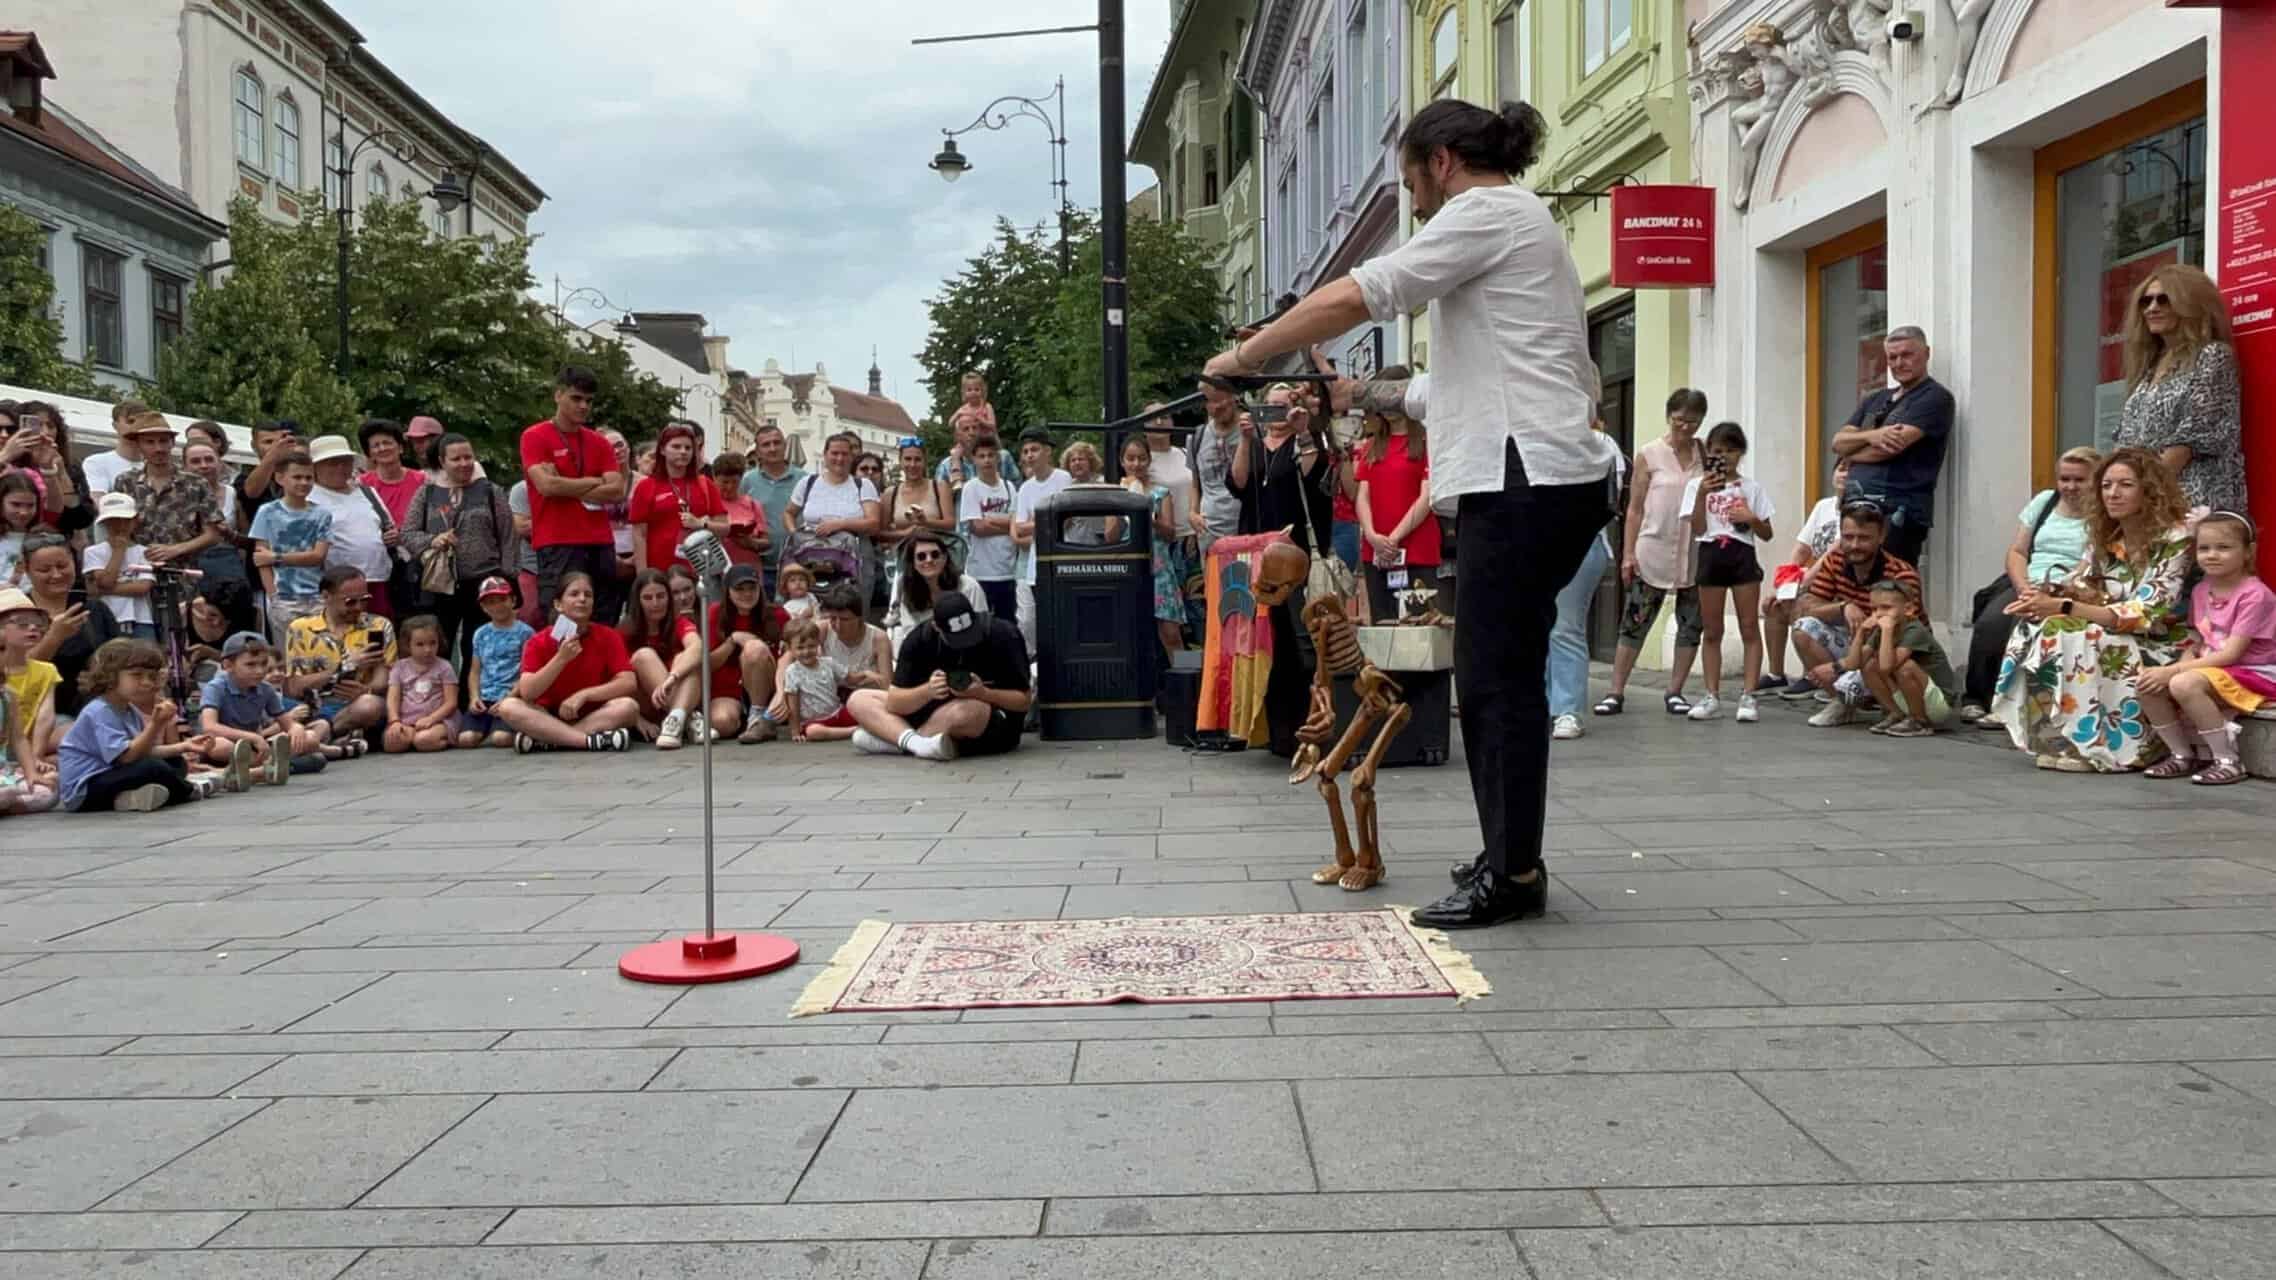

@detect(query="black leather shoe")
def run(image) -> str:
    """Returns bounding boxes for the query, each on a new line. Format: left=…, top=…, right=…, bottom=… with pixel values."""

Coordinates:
left=1448, top=853, right=1488, bottom=889
left=1411, top=868, right=1548, bottom=930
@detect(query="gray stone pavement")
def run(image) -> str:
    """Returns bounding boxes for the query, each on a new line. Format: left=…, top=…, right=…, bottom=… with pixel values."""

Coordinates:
left=4, top=690, right=2276, bottom=1278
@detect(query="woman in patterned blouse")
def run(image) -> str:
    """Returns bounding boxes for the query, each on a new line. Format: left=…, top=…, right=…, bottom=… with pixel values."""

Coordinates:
left=2113, top=265, right=2246, bottom=512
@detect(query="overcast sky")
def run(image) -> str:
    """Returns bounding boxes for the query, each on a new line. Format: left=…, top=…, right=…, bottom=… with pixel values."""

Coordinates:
left=348, top=0, right=1175, bottom=417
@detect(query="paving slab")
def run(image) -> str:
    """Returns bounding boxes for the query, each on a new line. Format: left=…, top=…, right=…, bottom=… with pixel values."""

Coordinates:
left=1461, top=946, right=1778, bottom=1009
left=0, top=1250, right=364, bottom=1278
left=286, top=968, right=681, bottom=1032
left=647, top=1041, right=1073, bottom=1089
left=0, top=974, right=375, bottom=1036
left=0, top=1098, right=261, bottom=1210
left=206, top=1208, right=508, bottom=1248
left=1747, top=1063, right=2276, bottom=1179
left=1483, top=1025, right=1941, bottom=1073
left=1043, top=1189, right=1601, bottom=1234
left=1595, top=1179, right=2181, bottom=1226
left=363, top=1091, right=847, bottom=1207
left=335, top=1241, right=928, bottom=1278
left=793, top=1082, right=1314, bottom=1200
left=1709, top=941, right=2088, bottom=1004
left=486, top=1199, right=1042, bottom=1243
left=233, top=1048, right=674, bottom=1095
left=767, top=887, right=1069, bottom=926
left=0, top=1210, right=236, bottom=1250
left=1075, top=1032, right=1503, bottom=1081
left=106, top=1094, right=483, bottom=1210
left=1898, top=1017, right=2276, bottom=1065
left=1512, top=1222, right=2166, bottom=1279
left=2100, top=1216, right=2276, bottom=1280
left=0, top=1053, right=277, bottom=1099
left=921, top=1231, right=1521, bottom=1278
left=2192, top=1060, right=2276, bottom=1107
left=1995, top=935, right=2276, bottom=998
left=1302, top=1073, right=1845, bottom=1188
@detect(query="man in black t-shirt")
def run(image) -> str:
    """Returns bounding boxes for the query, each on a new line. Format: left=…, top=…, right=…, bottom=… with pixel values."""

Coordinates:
left=845, top=591, right=1031, bottom=761
left=1831, top=327, right=1955, bottom=569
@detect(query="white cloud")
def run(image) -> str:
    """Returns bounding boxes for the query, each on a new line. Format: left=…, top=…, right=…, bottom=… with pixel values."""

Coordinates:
left=345, top=0, right=1174, bottom=413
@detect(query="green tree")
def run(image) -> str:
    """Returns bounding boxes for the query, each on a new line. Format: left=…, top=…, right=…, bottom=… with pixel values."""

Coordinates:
left=1030, top=213, right=1228, bottom=427
left=916, top=212, right=1228, bottom=451
left=155, top=196, right=680, bottom=466
left=0, top=203, right=102, bottom=396
left=155, top=202, right=357, bottom=429
left=914, top=218, right=1071, bottom=454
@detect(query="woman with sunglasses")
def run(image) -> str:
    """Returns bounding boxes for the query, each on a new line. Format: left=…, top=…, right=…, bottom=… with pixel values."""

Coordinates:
left=2114, top=265, right=2246, bottom=512
left=878, top=439, right=955, bottom=553
left=883, top=529, right=986, bottom=659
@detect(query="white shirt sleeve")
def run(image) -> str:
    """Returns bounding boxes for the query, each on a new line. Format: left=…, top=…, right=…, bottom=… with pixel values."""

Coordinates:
left=1747, top=479, right=1776, bottom=527
left=957, top=483, right=984, bottom=522
left=1403, top=374, right=1430, bottom=423
left=1350, top=195, right=1501, bottom=322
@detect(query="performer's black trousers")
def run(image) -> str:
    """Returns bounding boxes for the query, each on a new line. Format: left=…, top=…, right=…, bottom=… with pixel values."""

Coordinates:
left=1456, top=441, right=1612, bottom=879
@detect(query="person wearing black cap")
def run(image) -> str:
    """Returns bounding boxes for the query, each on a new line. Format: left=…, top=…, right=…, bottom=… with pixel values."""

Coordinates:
left=844, top=589, right=1030, bottom=761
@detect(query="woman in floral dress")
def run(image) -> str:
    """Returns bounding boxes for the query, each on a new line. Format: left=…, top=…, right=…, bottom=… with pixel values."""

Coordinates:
left=1992, top=447, right=2194, bottom=772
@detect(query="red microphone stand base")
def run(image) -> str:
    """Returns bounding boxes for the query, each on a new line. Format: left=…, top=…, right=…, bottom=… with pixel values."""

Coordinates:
left=619, top=932, right=801, bottom=985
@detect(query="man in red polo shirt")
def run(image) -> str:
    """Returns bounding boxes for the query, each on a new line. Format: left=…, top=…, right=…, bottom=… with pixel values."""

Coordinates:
left=520, top=366, right=627, bottom=625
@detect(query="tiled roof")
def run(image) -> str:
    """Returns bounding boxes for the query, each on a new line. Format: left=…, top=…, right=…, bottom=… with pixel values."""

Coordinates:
left=0, top=81, right=218, bottom=229
left=829, top=386, right=918, bottom=434
left=626, top=312, right=711, bottom=374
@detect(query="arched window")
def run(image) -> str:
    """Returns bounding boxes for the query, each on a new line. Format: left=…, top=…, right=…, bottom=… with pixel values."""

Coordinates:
left=1430, top=11, right=1458, bottom=101
left=233, top=69, right=266, bottom=170
left=368, top=162, right=388, bottom=202
left=324, top=136, right=344, bottom=207
left=274, top=96, right=301, bottom=188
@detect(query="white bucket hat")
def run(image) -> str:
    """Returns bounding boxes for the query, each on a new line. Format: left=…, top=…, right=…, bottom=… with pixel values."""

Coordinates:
left=307, top=435, right=356, bottom=465
left=95, top=492, right=139, bottom=523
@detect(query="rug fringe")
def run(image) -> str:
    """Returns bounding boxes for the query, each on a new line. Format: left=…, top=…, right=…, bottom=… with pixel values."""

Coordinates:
left=1390, top=907, right=1493, bottom=1004
left=788, top=918, right=893, bottom=1018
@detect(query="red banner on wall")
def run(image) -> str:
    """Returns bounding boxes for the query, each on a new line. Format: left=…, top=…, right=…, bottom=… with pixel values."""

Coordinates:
left=2181, top=0, right=2276, bottom=577
left=1610, top=185, right=1716, bottom=289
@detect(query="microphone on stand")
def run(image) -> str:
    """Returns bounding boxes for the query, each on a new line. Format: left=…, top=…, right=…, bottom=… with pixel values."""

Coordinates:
left=681, top=529, right=731, bottom=587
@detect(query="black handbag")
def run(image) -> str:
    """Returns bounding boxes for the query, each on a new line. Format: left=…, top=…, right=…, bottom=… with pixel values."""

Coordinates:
left=1970, top=492, right=2060, bottom=621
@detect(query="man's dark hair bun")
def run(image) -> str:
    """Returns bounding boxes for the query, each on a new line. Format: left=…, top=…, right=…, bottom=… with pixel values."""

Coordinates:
left=1496, top=102, right=1546, bottom=175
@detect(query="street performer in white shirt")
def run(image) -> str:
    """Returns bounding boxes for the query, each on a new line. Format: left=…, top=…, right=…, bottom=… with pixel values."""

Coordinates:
left=1204, top=99, right=1616, bottom=930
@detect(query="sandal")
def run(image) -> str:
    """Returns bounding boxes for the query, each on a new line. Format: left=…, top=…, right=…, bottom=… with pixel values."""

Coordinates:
left=1593, top=694, right=1624, bottom=716
left=2144, top=755, right=2199, bottom=780
left=2192, top=761, right=2249, bottom=786
left=1663, top=692, right=1691, bottom=715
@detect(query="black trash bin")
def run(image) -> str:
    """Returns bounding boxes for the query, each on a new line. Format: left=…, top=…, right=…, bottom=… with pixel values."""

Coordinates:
left=1035, top=484, right=1158, bottom=741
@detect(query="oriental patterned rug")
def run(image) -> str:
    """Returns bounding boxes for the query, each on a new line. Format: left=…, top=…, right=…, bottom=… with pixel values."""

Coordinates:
left=789, top=909, right=1489, bottom=1016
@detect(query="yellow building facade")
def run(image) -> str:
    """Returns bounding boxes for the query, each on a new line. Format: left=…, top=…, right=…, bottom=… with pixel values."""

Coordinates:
left=1410, top=0, right=1696, bottom=657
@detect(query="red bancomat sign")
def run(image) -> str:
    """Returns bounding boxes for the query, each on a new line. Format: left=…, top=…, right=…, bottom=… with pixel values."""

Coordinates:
left=1609, top=185, right=1717, bottom=289
left=2173, top=0, right=2276, bottom=578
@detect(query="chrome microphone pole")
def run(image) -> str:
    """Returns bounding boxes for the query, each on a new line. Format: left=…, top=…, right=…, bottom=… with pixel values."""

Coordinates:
left=681, top=529, right=730, bottom=940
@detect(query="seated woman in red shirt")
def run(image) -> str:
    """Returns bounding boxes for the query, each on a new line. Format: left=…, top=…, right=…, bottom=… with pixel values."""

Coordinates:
left=710, top=564, right=789, bottom=744
left=626, top=422, right=728, bottom=573
left=1353, top=368, right=1441, bottom=623
left=494, top=572, right=639, bottom=752
left=618, top=568, right=707, bottom=750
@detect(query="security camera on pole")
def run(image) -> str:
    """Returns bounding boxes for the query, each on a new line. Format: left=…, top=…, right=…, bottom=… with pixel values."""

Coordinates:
left=618, top=529, right=800, bottom=984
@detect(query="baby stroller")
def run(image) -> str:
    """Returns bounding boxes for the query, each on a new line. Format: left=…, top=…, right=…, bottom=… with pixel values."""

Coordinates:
left=777, top=532, right=868, bottom=603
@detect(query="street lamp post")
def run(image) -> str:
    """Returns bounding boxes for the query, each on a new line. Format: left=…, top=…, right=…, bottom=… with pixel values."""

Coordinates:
left=915, top=0, right=1129, bottom=430
left=325, top=66, right=476, bottom=382
left=930, top=78, right=1074, bottom=276
left=550, top=276, right=639, bottom=336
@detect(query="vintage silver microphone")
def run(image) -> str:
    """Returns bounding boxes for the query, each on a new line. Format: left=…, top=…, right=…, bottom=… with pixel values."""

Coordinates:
left=680, top=529, right=731, bottom=939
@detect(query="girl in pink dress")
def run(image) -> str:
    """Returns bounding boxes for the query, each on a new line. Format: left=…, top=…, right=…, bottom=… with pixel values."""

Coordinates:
left=2138, top=512, right=2273, bottom=785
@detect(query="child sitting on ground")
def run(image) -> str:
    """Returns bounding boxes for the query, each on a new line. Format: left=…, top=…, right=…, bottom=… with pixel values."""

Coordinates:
left=384, top=615, right=459, bottom=754
left=1, top=587, right=59, bottom=763
left=196, top=631, right=325, bottom=784
left=58, top=639, right=217, bottom=812
left=1, top=678, right=55, bottom=815
left=763, top=616, right=855, bottom=742
left=462, top=577, right=534, bottom=749
left=1845, top=578, right=1960, bottom=737
left=2139, top=511, right=2272, bottom=786
left=777, top=562, right=817, bottom=620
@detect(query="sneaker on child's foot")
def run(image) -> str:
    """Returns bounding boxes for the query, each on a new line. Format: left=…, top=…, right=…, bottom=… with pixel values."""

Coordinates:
left=187, top=775, right=220, bottom=800
left=1778, top=678, right=1820, bottom=701
left=1551, top=714, right=1583, bottom=740
left=1867, top=712, right=1905, bottom=734
left=513, top=732, right=540, bottom=755
left=905, top=731, right=959, bottom=761
left=739, top=717, right=776, bottom=744
left=850, top=727, right=902, bottom=755
left=1808, top=699, right=1859, bottom=728
left=115, top=782, right=172, bottom=813
left=264, top=734, right=291, bottom=785
left=688, top=713, right=710, bottom=744
left=1735, top=694, right=1760, bottom=723
left=1956, top=702, right=1989, bottom=724
left=223, top=739, right=256, bottom=793
left=1686, top=694, right=1724, bottom=721
left=1883, top=717, right=1937, bottom=738
left=587, top=728, right=630, bottom=752
left=656, top=708, right=686, bottom=751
